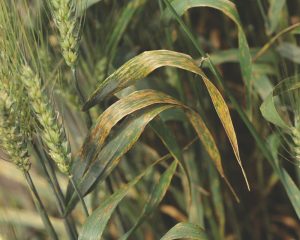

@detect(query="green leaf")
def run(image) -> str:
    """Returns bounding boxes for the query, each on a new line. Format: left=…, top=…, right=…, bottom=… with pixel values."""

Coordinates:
left=105, top=0, right=147, bottom=62
left=208, top=161, right=225, bottom=237
left=160, top=222, right=208, bottom=240
left=78, top=153, right=170, bottom=240
left=120, top=160, right=178, bottom=240
left=260, top=89, right=289, bottom=129
left=260, top=78, right=300, bottom=219
left=266, top=0, right=286, bottom=35
left=253, top=75, right=274, bottom=100
left=83, top=50, right=248, bottom=188
left=163, top=0, right=252, bottom=91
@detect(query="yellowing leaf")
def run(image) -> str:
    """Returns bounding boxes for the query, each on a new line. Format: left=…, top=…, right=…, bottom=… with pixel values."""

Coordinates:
left=84, top=50, right=248, bottom=188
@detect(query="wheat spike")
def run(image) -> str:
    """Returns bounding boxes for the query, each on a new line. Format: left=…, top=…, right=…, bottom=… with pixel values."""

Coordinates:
left=21, top=65, right=71, bottom=174
left=0, top=91, right=31, bottom=171
left=49, top=0, right=80, bottom=67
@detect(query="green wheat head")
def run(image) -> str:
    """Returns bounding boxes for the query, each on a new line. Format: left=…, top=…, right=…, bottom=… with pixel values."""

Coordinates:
left=49, top=0, right=81, bottom=67
left=21, top=65, right=71, bottom=174
left=0, top=90, right=31, bottom=171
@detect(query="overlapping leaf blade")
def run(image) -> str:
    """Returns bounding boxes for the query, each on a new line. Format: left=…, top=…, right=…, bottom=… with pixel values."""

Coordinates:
left=66, top=89, right=224, bottom=213
left=160, top=222, right=208, bottom=240
left=83, top=50, right=248, bottom=187
left=65, top=104, right=174, bottom=213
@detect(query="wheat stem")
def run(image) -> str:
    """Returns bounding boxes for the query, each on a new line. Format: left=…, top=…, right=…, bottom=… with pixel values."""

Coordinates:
left=24, top=171, right=59, bottom=240
left=33, top=141, right=78, bottom=239
left=69, top=174, right=89, bottom=217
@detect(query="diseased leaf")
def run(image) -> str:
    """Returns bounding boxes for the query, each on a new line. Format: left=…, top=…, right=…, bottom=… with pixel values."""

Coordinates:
left=83, top=50, right=200, bottom=109
left=83, top=50, right=248, bottom=188
left=67, top=90, right=180, bottom=201
left=201, top=77, right=248, bottom=188
left=185, top=110, right=223, bottom=177
left=65, top=104, right=174, bottom=214
left=160, top=222, right=208, bottom=240
left=67, top=89, right=224, bottom=213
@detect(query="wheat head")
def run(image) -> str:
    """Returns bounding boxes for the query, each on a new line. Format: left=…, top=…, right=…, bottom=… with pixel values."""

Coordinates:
left=49, top=0, right=80, bottom=67
left=21, top=65, right=71, bottom=174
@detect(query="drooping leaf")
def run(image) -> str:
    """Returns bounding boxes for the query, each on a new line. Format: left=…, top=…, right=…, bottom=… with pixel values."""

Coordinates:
left=67, top=90, right=180, bottom=201
left=83, top=50, right=248, bottom=188
left=65, top=105, right=174, bottom=214
left=67, top=89, right=224, bottom=213
left=83, top=50, right=200, bottom=109
left=160, top=222, right=208, bottom=240
left=200, top=77, right=249, bottom=189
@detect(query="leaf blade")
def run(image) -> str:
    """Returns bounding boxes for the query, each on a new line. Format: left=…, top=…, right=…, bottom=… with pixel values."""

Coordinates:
left=160, top=222, right=208, bottom=240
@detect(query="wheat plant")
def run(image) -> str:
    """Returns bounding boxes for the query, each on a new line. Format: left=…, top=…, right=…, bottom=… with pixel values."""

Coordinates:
left=0, top=0, right=300, bottom=239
